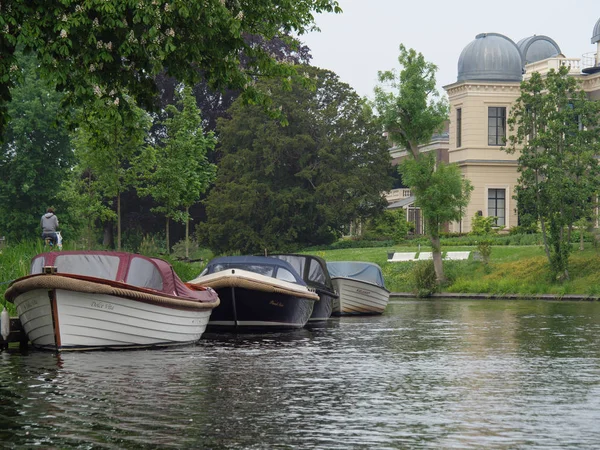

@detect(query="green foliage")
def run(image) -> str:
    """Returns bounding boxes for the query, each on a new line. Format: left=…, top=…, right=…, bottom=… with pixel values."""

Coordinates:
left=199, top=66, right=393, bottom=254
left=410, top=260, right=438, bottom=297
left=477, top=239, right=493, bottom=266
left=0, top=51, right=74, bottom=241
left=470, top=214, right=497, bottom=236
left=137, top=234, right=166, bottom=257
left=401, top=155, right=473, bottom=239
left=505, top=66, right=600, bottom=281
left=142, top=86, right=216, bottom=220
left=374, top=45, right=472, bottom=283
left=0, top=240, right=46, bottom=314
left=140, top=85, right=216, bottom=253
left=303, top=239, right=396, bottom=252
left=363, top=209, right=409, bottom=243
left=509, top=223, right=539, bottom=235
left=408, top=232, right=544, bottom=247
left=58, top=167, right=116, bottom=248
left=0, top=0, right=341, bottom=137
left=72, top=98, right=153, bottom=249
left=374, top=45, right=448, bottom=153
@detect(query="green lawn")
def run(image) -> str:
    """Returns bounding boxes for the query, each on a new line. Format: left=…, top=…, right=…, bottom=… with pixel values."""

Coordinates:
left=306, top=244, right=600, bottom=297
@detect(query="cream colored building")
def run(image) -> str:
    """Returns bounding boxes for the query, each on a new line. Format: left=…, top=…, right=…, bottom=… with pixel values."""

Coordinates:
left=443, top=18, right=600, bottom=233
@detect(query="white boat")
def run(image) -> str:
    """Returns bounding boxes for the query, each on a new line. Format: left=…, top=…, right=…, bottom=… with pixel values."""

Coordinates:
left=4, top=251, right=220, bottom=351
left=326, top=261, right=390, bottom=315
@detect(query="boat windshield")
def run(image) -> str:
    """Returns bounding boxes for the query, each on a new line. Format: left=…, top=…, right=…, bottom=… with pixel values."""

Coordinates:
left=210, top=263, right=297, bottom=283
left=33, top=254, right=121, bottom=280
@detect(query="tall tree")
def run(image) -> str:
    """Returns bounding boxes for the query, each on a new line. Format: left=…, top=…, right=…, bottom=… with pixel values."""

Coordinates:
left=374, top=45, right=472, bottom=283
left=72, top=99, right=153, bottom=250
left=200, top=66, right=393, bottom=254
left=0, top=51, right=73, bottom=241
left=0, top=0, right=340, bottom=137
left=505, top=66, right=600, bottom=281
left=141, top=85, right=216, bottom=255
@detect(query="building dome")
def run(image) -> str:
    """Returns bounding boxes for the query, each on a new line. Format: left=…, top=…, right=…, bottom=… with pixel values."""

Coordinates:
left=517, top=35, right=561, bottom=65
left=592, top=17, right=600, bottom=44
left=457, top=33, right=523, bottom=82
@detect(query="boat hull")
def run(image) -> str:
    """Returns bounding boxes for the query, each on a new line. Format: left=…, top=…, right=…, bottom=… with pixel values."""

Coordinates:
left=308, top=291, right=334, bottom=322
left=330, top=278, right=390, bottom=316
left=13, top=289, right=212, bottom=351
left=208, top=287, right=315, bottom=331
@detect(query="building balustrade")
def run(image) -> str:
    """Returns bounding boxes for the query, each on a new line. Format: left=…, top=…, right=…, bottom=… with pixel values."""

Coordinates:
left=385, top=188, right=412, bottom=203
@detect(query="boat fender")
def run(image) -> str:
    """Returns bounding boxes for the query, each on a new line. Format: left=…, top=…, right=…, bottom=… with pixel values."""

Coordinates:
left=1, top=307, right=9, bottom=341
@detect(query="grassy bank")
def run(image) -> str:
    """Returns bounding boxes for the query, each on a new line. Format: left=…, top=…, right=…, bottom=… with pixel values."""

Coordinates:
left=3, top=241, right=600, bottom=316
left=312, top=244, right=600, bottom=297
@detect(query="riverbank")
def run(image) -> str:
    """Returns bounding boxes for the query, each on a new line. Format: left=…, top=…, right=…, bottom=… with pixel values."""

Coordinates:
left=3, top=242, right=600, bottom=315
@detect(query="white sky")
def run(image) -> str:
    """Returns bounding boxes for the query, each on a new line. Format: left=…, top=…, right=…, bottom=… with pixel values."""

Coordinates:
left=301, top=0, right=600, bottom=100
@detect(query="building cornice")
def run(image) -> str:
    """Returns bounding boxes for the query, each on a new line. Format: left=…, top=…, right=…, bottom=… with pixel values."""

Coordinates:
left=444, top=81, right=521, bottom=97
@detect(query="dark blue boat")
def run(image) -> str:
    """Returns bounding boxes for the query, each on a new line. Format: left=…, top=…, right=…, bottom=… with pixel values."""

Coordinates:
left=189, top=256, right=319, bottom=331
left=268, top=254, right=337, bottom=322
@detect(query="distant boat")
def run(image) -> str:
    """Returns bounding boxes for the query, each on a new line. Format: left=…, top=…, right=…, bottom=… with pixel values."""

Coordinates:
left=326, top=261, right=390, bottom=316
left=188, top=256, right=319, bottom=331
left=4, top=251, right=220, bottom=351
left=269, top=254, right=337, bottom=322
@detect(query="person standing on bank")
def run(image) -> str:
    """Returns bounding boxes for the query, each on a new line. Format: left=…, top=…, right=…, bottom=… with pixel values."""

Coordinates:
left=41, top=207, right=59, bottom=246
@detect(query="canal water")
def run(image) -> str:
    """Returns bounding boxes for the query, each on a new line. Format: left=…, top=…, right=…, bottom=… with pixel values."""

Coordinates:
left=2, top=299, right=600, bottom=449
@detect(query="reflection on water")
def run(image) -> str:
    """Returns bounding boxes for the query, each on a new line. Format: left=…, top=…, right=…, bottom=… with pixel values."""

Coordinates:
left=2, top=300, right=600, bottom=449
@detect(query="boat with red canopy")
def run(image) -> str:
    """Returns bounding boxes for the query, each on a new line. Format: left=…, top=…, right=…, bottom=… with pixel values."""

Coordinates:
left=5, top=251, right=220, bottom=351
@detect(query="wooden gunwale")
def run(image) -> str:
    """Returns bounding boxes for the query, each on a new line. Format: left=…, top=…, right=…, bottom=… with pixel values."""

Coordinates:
left=190, top=273, right=319, bottom=301
left=5, top=274, right=220, bottom=310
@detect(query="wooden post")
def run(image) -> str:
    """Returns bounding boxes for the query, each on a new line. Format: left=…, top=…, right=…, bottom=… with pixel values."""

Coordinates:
left=0, top=318, right=29, bottom=350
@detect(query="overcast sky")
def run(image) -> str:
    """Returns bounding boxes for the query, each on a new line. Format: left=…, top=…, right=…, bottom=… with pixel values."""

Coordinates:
left=301, top=0, right=600, bottom=99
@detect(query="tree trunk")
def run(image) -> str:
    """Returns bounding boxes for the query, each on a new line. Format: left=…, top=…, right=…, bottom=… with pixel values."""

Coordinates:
left=117, top=192, right=121, bottom=251
left=185, top=206, right=190, bottom=259
left=103, top=222, right=114, bottom=248
left=539, top=217, right=551, bottom=262
left=166, top=216, right=170, bottom=254
left=430, top=234, right=445, bottom=283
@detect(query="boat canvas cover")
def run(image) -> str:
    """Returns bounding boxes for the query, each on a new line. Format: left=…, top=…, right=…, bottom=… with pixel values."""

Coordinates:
left=326, top=261, right=386, bottom=288
left=29, top=251, right=209, bottom=301
left=269, top=254, right=335, bottom=294
left=205, top=255, right=307, bottom=286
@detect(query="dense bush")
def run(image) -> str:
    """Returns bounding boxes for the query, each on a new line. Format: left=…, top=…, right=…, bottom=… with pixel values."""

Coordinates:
left=362, top=210, right=410, bottom=243
left=471, top=214, right=497, bottom=235
left=303, top=239, right=395, bottom=252
left=410, top=260, right=438, bottom=297
left=405, top=233, right=545, bottom=247
left=509, top=223, right=540, bottom=235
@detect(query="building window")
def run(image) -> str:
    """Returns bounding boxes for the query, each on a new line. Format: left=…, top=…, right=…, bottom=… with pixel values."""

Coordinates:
left=488, top=107, right=506, bottom=146
left=488, top=189, right=506, bottom=227
left=456, top=108, right=462, bottom=148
